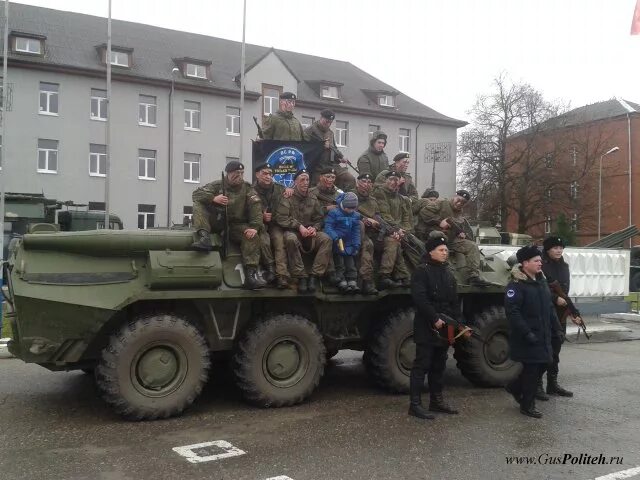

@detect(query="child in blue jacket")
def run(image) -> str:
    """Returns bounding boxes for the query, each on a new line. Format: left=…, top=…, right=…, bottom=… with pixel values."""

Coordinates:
left=324, top=191, right=361, bottom=293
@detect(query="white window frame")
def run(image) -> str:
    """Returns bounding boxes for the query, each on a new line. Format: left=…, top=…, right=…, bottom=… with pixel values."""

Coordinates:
left=399, top=128, right=410, bottom=153
left=301, top=116, right=314, bottom=129
left=39, top=82, right=59, bottom=116
left=137, top=205, right=156, bottom=229
left=184, top=101, right=201, bottom=131
left=15, top=37, right=41, bottom=54
left=571, top=213, right=578, bottom=232
left=570, top=181, right=578, bottom=199
left=321, top=85, right=339, bottom=99
left=184, top=152, right=201, bottom=183
left=368, top=124, right=380, bottom=138
left=110, top=50, right=130, bottom=67
left=226, top=107, right=240, bottom=136
left=183, top=206, right=193, bottom=227
left=186, top=63, right=207, bottom=79
left=571, top=146, right=578, bottom=167
left=90, top=89, right=107, bottom=121
left=138, top=149, right=157, bottom=181
left=89, top=144, right=107, bottom=177
left=378, top=95, right=395, bottom=107
left=544, top=216, right=552, bottom=234
left=335, top=120, right=348, bottom=147
left=37, top=139, right=58, bottom=174
left=263, top=87, right=280, bottom=116
left=138, top=95, right=157, bottom=127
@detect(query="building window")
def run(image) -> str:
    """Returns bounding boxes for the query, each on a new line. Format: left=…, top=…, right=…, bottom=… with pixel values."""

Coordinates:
left=88, top=201, right=106, bottom=211
left=545, top=187, right=552, bottom=201
left=378, top=95, right=395, bottom=107
left=39, top=82, right=59, bottom=115
left=138, top=149, right=156, bottom=180
left=184, top=101, right=201, bottom=130
left=226, top=107, right=240, bottom=135
left=138, top=95, right=157, bottom=126
left=89, top=143, right=107, bottom=177
left=226, top=156, right=240, bottom=165
left=545, top=153, right=554, bottom=168
left=545, top=215, right=552, bottom=234
left=184, top=152, right=201, bottom=183
left=137, top=204, right=156, bottom=229
left=183, top=206, right=193, bottom=227
left=14, top=36, right=42, bottom=54
left=321, top=85, right=340, bottom=99
left=368, top=124, right=381, bottom=138
left=262, top=85, right=281, bottom=117
left=90, top=89, right=107, bottom=120
left=185, top=63, right=207, bottom=79
left=571, top=146, right=577, bottom=167
left=110, top=50, right=130, bottom=67
left=570, top=181, right=578, bottom=199
left=399, top=128, right=411, bottom=153
left=301, top=116, right=314, bottom=129
left=335, top=121, right=348, bottom=147
left=571, top=213, right=578, bottom=232
left=37, top=139, right=58, bottom=174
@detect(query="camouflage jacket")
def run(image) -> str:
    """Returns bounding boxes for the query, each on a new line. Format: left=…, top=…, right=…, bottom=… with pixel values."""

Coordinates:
left=193, top=180, right=262, bottom=230
left=305, top=121, right=343, bottom=172
left=372, top=185, right=413, bottom=232
left=309, top=185, right=340, bottom=213
left=355, top=191, right=381, bottom=237
left=416, top=198, right=464, bottom=241
left=275, top=189, right=324, bottom=231
left=262, top=110, right=306, bottom=141
left=357, top=147, right=388, bottom=179
left=253, top=181, right=287, bottom=214
left=374, top=169, right=418, bottom=202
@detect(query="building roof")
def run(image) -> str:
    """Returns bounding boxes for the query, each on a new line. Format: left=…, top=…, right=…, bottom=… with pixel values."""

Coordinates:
left=539, top=98, right=639, bottom=131
left=4, top=2, right=465, bottom=127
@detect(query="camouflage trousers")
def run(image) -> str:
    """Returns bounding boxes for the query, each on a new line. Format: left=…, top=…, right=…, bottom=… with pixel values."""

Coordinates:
left=372, top=234, right=410, bottom=279
left=311, top=165, right=356, bottom=192
left=450, top=237, right=481, bottom=279
left=259, top=224, right=288, bottom=278
left=358, top=223, right=374, bottom=281
left=229, top=224, right=261, bottom=268
left=283, top=231, right=332, bottom=278
left=192, top=200, right=224, bottom=233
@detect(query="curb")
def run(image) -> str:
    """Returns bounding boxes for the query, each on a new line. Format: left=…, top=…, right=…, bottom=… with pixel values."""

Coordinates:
left=601, top=313, right=640, bottom=323
left=566, top=324, right=632, bottom=335
left=0, top=339, right=14, bottom=359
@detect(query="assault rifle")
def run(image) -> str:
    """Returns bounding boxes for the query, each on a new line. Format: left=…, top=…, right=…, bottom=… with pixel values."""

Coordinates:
left=438, top=313, right=488, bottom=346
left=372, top=213, right=426, bottom=260
left=445, top=217, right=474, bottom=241
left=221, top=171, right=229, bottom=258
left=548, top=280, right=590, bottom=340
left=253, top=116, right=264, bottom=139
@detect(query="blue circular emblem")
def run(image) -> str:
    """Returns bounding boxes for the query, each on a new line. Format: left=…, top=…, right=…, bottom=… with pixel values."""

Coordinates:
left=266, top=147, right=306, bottom=187
left=506, top=289, right=515, bottom=298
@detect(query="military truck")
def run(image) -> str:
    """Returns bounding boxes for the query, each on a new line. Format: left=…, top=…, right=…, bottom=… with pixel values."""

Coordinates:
left=3, top=228, right=516, bottom=420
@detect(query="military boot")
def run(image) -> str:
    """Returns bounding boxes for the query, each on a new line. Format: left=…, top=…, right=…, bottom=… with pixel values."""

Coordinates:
left=378, top=276, right=400, bottom=290
left=408, top=378, right=435, bottom=420
left=520, top=402, right=543, bottom=419
left=429, top=392, right=459, bottom=414
left=297, top=277, right=309, bottom=293
left=276, top=276, right=289, bottom=290
left=262, top=264, right=276, bottom=285
left=361, top=280, right=378, bottom=295
left=394, top=277, right=411, bottom=288
left=307, top=275, right=318, bottom=293
left=191, top=229, right=213, bottom=252
left=546, top=374, right=573, bottom=397
left=244, top=267, right=266, bottom=290
left=535, top=378, right=550, bottom=401
left=468, top=275, right=493, bottom=287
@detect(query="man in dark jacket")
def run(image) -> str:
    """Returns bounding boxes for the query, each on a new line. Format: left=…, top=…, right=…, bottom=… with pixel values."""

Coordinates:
left=541, top=236, right=575, bottom=397
left=408, top=235, right=461, bottom=420
left=505, top=245, right=560, bottom=418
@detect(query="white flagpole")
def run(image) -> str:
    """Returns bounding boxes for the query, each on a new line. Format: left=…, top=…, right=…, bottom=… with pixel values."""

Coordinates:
left=0, top=0, right=9, bottom=273
left=104, top=0, right=112, bottom=229
left=239, top=0, right=247, bottom=162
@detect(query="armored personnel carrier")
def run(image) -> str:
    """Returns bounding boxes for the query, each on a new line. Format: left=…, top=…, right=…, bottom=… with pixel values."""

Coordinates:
left=3, top=228, right=515, bottom=420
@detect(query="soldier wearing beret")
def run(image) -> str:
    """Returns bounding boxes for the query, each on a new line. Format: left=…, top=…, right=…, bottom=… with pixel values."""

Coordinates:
left=505, top=245, right=560, bottom=418
left=192, top=161, right=266, bottom=289
left=304, top=109, right=356, bottom=191
left=309, top=166, right=341, bottom=214
left=375, top=152, right=419, bottom=204
left=357, top=130, right=389, bottom=179
left=541, top=236, right=575, bottom=398
left=408, top=235, right=461, bottom=420
left=261, top=91, right=307, bottom=141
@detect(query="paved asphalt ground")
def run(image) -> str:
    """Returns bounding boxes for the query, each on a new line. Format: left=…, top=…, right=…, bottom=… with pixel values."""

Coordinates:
left=1, top=316, right=640, bottom=480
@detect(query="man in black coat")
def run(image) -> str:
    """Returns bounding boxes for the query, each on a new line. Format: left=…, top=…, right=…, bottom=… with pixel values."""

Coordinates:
left=541, top=236, right=575, bottom=397
left=408, top=235, right=461, bottom=420
left=505, top=245, right=560, bottom=418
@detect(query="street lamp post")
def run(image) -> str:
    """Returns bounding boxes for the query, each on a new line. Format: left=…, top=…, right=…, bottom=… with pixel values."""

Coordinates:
left=598, top=146, right=620, bottom=240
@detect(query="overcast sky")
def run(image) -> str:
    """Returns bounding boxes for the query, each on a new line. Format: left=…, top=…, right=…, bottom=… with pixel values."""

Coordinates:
left=12, top=0, right=640, bottom=122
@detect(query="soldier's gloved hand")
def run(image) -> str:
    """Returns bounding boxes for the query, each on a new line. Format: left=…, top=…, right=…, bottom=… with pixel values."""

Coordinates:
left=524, top=332, right=538, bottom=345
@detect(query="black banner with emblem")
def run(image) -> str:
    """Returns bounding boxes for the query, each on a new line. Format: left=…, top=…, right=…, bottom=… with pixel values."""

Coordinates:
left=251, top=140, right=324, bottom=187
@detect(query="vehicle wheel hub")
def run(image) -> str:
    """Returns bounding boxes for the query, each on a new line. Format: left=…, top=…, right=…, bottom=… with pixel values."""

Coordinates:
left=263, top=337, right=309, bottom=388
left=397, top=336, right=416, bottom=375
left=134, top=345, right=185, bottom=394
left=485, top=333, right=509, bottom=366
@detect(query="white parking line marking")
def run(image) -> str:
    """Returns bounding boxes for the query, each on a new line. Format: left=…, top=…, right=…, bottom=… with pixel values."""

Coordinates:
left=265, top=477, right=294, bottom=480
left=172, top=440, right=246, bottom=464
left=594, top=466, right=640, bottom=480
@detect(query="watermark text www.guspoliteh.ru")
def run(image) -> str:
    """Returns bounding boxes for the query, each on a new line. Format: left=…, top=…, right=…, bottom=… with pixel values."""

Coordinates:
left=505, top=453, right=623, bottom=466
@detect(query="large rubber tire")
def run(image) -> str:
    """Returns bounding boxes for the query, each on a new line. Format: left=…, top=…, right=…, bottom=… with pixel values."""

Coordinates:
left=233, top=314, right=326, bottom=407
left=365, top=308, right=415, bottom=393
left=95, top=313, right=210, bottom=421
left=630, top=271, right=640, bottom=292
left=453, top=306, right=520, bottom=387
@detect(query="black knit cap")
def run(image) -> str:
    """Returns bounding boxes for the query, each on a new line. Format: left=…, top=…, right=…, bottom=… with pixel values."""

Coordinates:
left=357, top=173, right=374, bottom=181
left=320, top=109, right=335, bottom=120
left=425, top=235, right=448, bottom=253
left=393, top=152, right=410, bottom=163
left=456, top=189, right=471, bottom=201
left=225, top=160, right=244, bottom=173
left=254, top=162, right=271, bottom=173
left=294, top=169, right=309, bottom=180
left=543, top=236, right=564, bottom=251
left=280, top=91, right=297, bottom=100
left=516, top=245, right=542, bottom=264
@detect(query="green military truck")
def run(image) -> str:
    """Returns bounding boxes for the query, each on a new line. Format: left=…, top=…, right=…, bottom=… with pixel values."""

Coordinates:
left=3, top=228, right=516, bottom=420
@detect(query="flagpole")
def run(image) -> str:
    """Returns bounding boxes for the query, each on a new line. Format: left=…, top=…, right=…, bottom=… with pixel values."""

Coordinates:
left=0, top=0, right=9, bottom=275
left=238, top=0, right=247, bottom=162
left=104, top=0, right=112, bottom=229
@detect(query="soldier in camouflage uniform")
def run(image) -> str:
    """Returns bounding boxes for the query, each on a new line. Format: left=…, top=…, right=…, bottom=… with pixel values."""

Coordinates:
left=309, top=167, right=341, bottom=214
left=372, top=171, right=413, bottom=289
left=304, top=109, right=356, bottom=191
left=253, top=162, right=291, bottom=289
left=191, top=161, right=266, bottom=289
left=261, top=91, right=306, bottom=141
left=275, top=169, right=333, bottom=293
left=375, top=152, right=420, bottom=216
left=357, top=131, right=389, bottom=179
left=415, top=189, right=491, bottom=287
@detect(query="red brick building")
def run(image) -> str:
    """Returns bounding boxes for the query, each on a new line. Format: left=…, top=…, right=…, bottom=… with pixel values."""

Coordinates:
left=505, top=99, right=640, bottom=246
